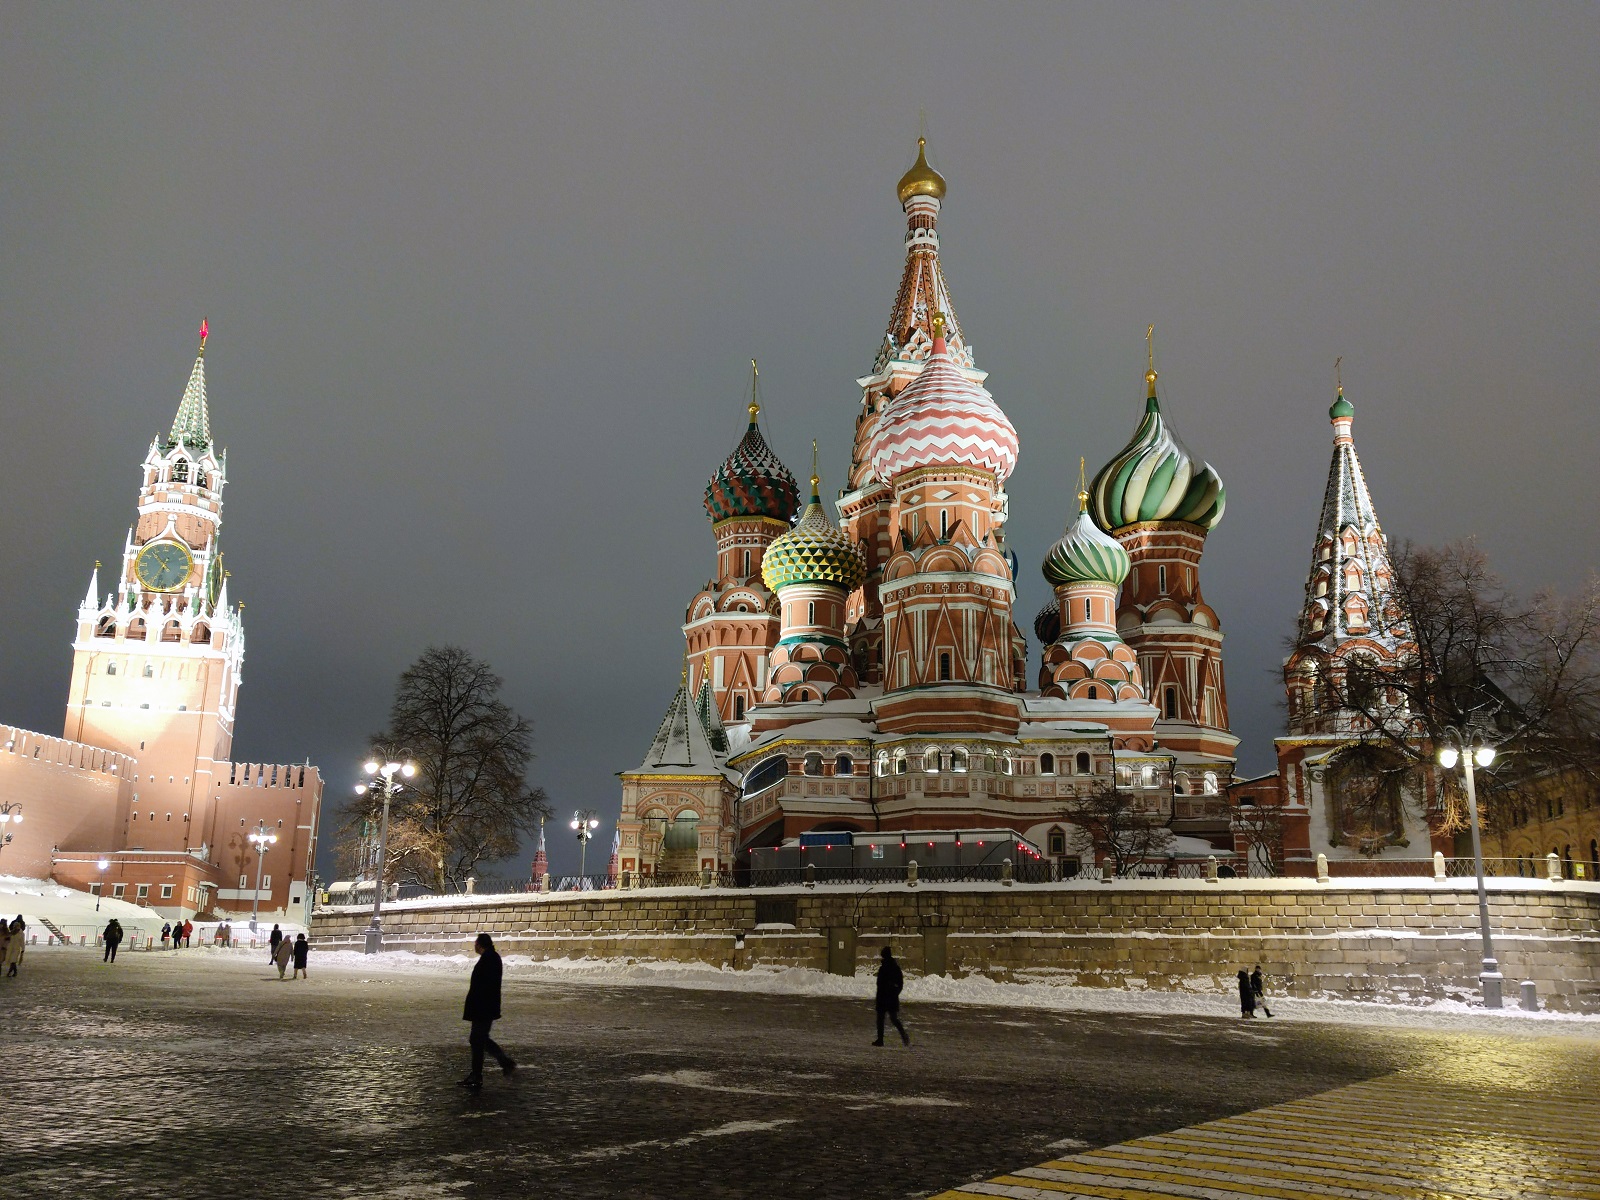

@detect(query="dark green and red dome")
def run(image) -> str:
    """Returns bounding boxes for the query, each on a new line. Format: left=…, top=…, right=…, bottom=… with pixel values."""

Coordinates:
left=704, top=414, right=800, bottom=524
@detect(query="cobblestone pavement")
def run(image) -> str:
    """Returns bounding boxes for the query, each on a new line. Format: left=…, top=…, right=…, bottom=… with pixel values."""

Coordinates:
left=6, top=949, right=1596, bottom=1200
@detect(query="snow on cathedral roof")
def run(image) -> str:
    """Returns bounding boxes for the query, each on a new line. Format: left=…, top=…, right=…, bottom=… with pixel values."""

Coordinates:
left=1294, top=388, right=1407, bottom=653
left=630, top=679, right=731, bottom=778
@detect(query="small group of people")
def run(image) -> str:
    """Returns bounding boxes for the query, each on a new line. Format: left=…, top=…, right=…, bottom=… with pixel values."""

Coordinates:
left=160, top=919, right=193, bottom=949
left=268, top=924, right=310, bottom=980
left=101, top=919, right=125, bottom=962
left=1237, top=965, right=1274, bottom=1017
left=0, top=914, right=26, bottom=977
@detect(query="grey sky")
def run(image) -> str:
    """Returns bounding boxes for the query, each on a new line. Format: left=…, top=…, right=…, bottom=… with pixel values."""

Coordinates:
left=3, top=4, right=1597, bottom=877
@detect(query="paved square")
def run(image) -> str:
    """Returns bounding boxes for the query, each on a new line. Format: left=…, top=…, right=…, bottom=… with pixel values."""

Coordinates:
left=6, top=948, right=1596, bottom=1199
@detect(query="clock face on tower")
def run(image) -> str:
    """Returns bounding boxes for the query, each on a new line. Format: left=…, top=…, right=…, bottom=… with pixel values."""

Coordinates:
left=134, top=541, right=195, bottom=592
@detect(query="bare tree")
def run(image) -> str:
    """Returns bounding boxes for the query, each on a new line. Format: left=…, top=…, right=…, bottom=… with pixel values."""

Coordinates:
left=1233, top=800, right=1285, bottom=875
left=338, top=646, right=550, bottom=890
left=1335, top=541, right=1600, bottom=833
left=1064, top=785, right=1176, bottom=877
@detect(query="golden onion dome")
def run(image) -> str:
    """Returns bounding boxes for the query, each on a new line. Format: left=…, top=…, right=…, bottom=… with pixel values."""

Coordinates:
left=896, top=137, right=947, bottom=206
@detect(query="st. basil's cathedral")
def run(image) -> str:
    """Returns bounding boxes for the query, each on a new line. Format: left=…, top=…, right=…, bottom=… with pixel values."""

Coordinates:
left=618, top=139, right=1256, bottom=880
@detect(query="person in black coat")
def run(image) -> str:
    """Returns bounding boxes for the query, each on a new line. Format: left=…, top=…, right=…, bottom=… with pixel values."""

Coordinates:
left=102, top=919, right=123, bottom=963
left=1250, top=965, right=1273, bottom=1017
left=873, top=946, right=910, bottom=1046
left=268, top=923, right=283, bottom=963
left=460, top=933, right=517, bottom=1087
left=1237, top=969, right=1256, bottom=1018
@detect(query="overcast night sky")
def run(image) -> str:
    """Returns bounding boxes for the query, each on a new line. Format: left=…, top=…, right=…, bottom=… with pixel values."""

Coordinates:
left=3, top=5, right=1597, bottom=878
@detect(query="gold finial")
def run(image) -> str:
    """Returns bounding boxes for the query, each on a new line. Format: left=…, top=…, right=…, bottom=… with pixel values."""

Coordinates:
left=1145, top=324, right=1158, bottom=396
left=1077, top=457, right=1089, bottom=512
left=896, top=133, right=947, bottom=205
left=95, top=560, right=101, bottom=569
left=682, top=658, right=689, bottom=687
left=810, top=438, right=820, bottom=494
left=1335, top=355, right=1343, bottom=395
left=748, top=358, right=761, bottom=422
left=931, top=310, right=947, bottom=342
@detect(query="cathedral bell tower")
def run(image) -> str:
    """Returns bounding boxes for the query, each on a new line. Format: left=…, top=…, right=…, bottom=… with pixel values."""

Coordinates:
left=63, top=322, right=246, bottom=850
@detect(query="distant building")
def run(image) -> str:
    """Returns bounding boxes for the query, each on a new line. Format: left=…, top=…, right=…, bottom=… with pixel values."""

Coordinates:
left=1, top=325, right=323, bottom=921
left=616, top=140, right=1238, bottom=880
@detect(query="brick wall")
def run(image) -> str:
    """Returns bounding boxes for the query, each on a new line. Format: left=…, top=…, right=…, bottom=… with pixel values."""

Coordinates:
left=310, top=879, right=1600, bottom=1012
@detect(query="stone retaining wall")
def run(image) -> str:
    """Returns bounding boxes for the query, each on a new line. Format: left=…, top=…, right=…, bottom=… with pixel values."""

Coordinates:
left=310, top=879, right=1600, bottom=1012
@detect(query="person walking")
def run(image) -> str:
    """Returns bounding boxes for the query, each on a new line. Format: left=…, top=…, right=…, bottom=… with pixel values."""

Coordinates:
left=872, top=946, right=910, bottom=1046
left=160, top=922, right=172, bottom=950
left=6, top=915, right=26, bottom=976
left=291, top=933, right=309, bottom=980
left=459, top=932, right=516, bottom=1088
left=1237, top=969, right=1256, bottom=1018
left=182, top=918, right=193, bottom=948
left=102, top=919, right=124, bottom=963
left=268, top=923, right=283, bottom=964
left=273, top=933, right=293, bottom=980
left=1251, top=965, right=1274, bottom=1017
left=0, top=920, right=10, bottom=977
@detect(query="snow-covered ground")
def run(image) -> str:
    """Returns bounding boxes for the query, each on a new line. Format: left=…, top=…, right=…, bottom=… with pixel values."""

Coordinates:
left=0, top=875, right=302, bottom=947
left=301, top=947, right=1600, bottom=1037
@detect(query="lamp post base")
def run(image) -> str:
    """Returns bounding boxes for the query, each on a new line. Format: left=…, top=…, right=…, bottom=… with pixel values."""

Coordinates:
left=1481, top=961, right=1504, bottom=1009
left=364, top=923, right=384, bottom=955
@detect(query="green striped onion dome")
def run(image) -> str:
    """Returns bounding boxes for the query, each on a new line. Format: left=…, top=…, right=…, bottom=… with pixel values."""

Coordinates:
left=1089, top=396, right=1225, bottom=532
left=1042, top=509, right=1131, bottom=588
left=704, top=420, right=800, bottom=524
left=761, top=494, right=866, bottom=592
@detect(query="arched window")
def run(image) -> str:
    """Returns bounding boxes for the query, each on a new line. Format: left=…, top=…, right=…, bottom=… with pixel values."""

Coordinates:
left=938, top=652, right=952, bottom=681
left=923, top=746, right=941, bottom=774
left=950, top=747, right=968, bottom=772
left=1002, top=750, right=1014, bottom=776
left=1158, top=565, right=1167, bottom=594
left=106, top=662, right=118, bottom=675
left=834, top=754, right=854, bottom=776
left=1075, top=751, right=1091, bottom=775
left=192, top=624, right=211, bottom=645
left=1048, top=826, right=1066, bottom=856
left=95, top=617, right=116, bottom=638
left=807, top=601, right=816, bottom=626
left=803, top=753, right=824, bottom=777
left=1086, top=684, right=1099, bottom=700
left=939, top=509, right=948, bottom=538
left=743, top=755, right=789, bottom=794
left=142, top=663, right=154, bottom=678
left=1203, top=771, right=1218, bottom=795
left=1083, top=599, right=1092, bottom=622
left=172, top=460, right=189, bottom=482
left=743, top=550, right=751, bottom=577
left=734, top=695, right=747, bottom=720
left=1039, top=752, right=1055, bottom=775
left=128, top=619, right=147, bottom=641
left=875, top=750, right=890, bottom=777
left=1163, top=687, right=1178, bottom=720
left=161, top=621, right=182, bottom=643
left=894, top=748, right=908, bottom=775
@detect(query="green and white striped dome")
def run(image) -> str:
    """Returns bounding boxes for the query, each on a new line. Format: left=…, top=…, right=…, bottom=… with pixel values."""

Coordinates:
left=761, top=489, right=866, bottom=592
left=1042, top=508, right=1131, bottom=588
left=1089, top=385, right=1225, bottom=532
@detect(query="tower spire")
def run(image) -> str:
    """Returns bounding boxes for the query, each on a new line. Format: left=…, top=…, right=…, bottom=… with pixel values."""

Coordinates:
left=1146, top=324, right=1158, bottom=401
left=749, top=358, right=761, bottom=424
left=167, top=320, right=212, bottom=448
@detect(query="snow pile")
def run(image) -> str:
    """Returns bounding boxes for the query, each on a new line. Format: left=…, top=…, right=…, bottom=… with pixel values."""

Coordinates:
left=303, top=948, right=1600, bottom=1034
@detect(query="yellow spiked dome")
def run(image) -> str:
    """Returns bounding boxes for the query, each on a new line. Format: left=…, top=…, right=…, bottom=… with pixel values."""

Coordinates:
left=761, top=466, right=866, bottom=592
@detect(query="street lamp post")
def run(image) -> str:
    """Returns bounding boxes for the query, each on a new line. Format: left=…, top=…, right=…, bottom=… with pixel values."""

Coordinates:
left=356, top=750, right=416, bottom=954
left=571, top=809, right=600, bottom=880
left=95, top=857, right=109, bottom=911
left=1437, top=726, right=1503, bottom=1008
left=0, top=801, right=22, bottom=862
left=247, top=822, right=278, bottom=934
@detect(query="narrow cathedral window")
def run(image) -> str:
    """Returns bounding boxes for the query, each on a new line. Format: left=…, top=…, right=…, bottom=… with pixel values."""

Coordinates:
left=808, top=601, right=816, bottom=625
left=1158, top=565, right=1167, bottom=594
left=743, top=550, right=751, bottom=576
left=939, top=509, right=948, bottom=538
left=734, top=696, right=746, bottom=720
left=835, top=754, right=854, bottom=776
left=938, top=652, right=952, bottom=681
left=1086, top=684, right=1099, bottom=700
left=1084, top=599, right=1092, bottom=622
left=1163, top=687, right=1177, bottom=720
left=1075, top=751, right=1091, bottom=774
left=107, top=662, right=117, bottom=675
left=1040, top=753, right=1054, bottom=775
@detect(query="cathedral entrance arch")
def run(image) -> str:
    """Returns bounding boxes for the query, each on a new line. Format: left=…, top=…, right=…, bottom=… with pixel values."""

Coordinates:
left=656, top=810, right=701, bottom=877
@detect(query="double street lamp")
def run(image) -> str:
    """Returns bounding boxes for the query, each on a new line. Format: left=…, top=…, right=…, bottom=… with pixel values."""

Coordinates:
left=247, top=822, right=278, bottom=934
left=571, top=809, right=600, bottom=878
left=1437, top=726, right=1502, bottom=1008
left=356, top=749, right=416, bottom=954
left=0, top=801, right=22, bottom=862
left=95, top=857, right=109, bottom=911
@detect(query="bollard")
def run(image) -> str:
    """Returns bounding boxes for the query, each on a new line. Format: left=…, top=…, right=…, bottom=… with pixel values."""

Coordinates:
left=700, top=867, right=712, bottom=889
left=539, top=872, right=551, bottom=893
left=465, top=875, right=476, bottom=896
left=1001, top=857, right=1013, bottom=886
left=1547, top=853, right=1562, bottom=881
left=1433, top=851, right=1446, bottom=880
left=1520, top=981, right=1539, bottom=1012
left=1206, top=855, right=1219, bottom=883
left=905, top=859, right=917, bottom=888
left=1101, top=861, right=1115, bottom=884
left=805, top=862, right=817, bottom=888
left=1316, top=853, right=1330, bottom=883
left=620, top=870, right=631, bottom=891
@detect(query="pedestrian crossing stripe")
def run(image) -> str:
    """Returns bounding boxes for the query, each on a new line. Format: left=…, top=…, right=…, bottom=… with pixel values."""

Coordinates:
left=927, top=1071, right=1600, bottom=1200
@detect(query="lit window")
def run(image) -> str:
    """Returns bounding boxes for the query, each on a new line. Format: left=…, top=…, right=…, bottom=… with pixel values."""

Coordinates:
left=876, top=751, right=890, bottom=777
left=950, top=747, right=968, bottom=773
left=1203, top=771, right=1218, bottom=795
left=894, top=749, right=908, bottom=775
